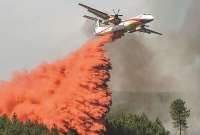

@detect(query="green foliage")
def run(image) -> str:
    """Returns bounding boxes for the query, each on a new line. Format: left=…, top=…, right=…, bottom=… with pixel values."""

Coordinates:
left=0, top=113, right=59, bottom=135
left=0, top=112, right=169, bottom=135
left=105, top=113, right=170, bottom=135
left=0, top=113, right=80, bottom=135
left=170, top=99, right=190, bottom=135
left=64, top=128, right=79, bottom=135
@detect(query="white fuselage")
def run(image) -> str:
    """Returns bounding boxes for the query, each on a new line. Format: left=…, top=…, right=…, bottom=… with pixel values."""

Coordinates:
left=95, top=14, right=154, bottom=36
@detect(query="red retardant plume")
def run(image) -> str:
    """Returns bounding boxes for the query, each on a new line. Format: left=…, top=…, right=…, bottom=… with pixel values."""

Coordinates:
left=0, top=34, right=113, bottom=135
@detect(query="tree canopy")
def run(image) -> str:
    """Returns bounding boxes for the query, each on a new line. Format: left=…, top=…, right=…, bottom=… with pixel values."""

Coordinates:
left=0, top=113, right=79, bottom=135
left=170, top=99, right=190, bottom=135
left=0, top=113, right=59, bottom=135
left=105, top=113, right=170, bottom=135
left=0, top=112, right=170, bottom=135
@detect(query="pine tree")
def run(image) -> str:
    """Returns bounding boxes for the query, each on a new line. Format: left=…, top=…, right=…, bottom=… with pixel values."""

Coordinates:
left=170, top=99, right=190, bottom=135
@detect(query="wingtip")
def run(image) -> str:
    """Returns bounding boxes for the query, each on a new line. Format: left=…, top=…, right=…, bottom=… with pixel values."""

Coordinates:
left=78, top=3, right=84, bottom=6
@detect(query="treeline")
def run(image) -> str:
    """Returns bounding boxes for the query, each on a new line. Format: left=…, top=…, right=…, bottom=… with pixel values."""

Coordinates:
left=105, top=113, right=169, bottom=135
left=0, top=99, right=190, bottom=135
left=0, top=113, right=59, bottom=135
left=0, top=113, right=79, bottom=135
left=0, top=113, right=168, bottom=135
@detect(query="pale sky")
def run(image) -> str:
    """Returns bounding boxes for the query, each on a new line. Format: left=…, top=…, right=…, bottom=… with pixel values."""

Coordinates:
left=0, top=0, right=190, bottom=80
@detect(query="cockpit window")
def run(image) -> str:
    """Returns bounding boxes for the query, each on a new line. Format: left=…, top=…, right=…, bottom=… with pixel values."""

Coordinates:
left=136, top=14, right=143, bottom=18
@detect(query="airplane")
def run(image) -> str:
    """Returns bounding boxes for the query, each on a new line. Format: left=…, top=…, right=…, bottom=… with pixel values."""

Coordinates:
left=79, top=3, right=162, bottom=36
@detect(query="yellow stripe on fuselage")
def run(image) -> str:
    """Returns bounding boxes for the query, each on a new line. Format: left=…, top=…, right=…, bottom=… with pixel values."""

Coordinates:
left=125, top=20, right=140, bottom=27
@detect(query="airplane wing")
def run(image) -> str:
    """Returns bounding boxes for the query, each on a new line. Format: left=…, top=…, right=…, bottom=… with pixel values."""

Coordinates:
left=79, top=3, right=110, bottom=20
left=140, top=28, right=163, bottom=35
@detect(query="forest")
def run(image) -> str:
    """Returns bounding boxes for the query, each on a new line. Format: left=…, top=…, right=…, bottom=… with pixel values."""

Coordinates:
left=0, top=99, right=189, bottom=135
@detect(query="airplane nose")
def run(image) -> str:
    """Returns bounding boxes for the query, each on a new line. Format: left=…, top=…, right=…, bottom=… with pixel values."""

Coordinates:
left=148, top=16, right=154, bottom=22
left=150, top=16, right=154, bottom=20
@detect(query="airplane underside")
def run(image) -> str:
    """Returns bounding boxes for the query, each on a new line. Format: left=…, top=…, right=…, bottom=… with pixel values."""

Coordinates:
left=79, top=3, right=162, bottom=36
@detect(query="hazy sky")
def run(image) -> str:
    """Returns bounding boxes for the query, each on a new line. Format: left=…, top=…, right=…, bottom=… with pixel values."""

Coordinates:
left=0, top=0, right=85, bottom=80
left=0, top=0, right=159, bottom=80
left=0, top=0, right=190, bottom=80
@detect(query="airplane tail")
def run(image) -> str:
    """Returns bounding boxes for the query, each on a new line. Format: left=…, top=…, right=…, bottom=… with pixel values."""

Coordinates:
left=96, top=19, right=101, bottom=27
left=95, top=19, right=110, bottom=36
left=82, top=15, right=103, bottom=35
left=83, top=15, right=103, bottom=27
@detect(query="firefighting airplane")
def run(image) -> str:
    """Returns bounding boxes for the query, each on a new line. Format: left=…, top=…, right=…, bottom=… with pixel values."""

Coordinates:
left=79, top=3, right=162, bottom=36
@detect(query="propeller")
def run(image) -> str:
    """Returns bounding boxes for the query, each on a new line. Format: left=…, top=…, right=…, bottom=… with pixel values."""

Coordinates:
left=111, top=9, right=123, bottom=18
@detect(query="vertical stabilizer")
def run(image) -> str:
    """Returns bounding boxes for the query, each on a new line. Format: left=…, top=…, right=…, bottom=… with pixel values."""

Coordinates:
left=96, top=19, right=101, bottom=27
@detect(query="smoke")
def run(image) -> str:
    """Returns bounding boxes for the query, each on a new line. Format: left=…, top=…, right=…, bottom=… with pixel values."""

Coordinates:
left=0, top=34, right=112, bottom=135
left=106, top=0, right=200, bottom=134
left=106, top=35, right=176, bottom=125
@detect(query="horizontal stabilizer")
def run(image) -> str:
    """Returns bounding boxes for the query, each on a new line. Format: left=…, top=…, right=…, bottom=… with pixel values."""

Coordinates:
left=83, top=15, right=98, bottom=21
left=140, top=28, right=163, bottom=35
